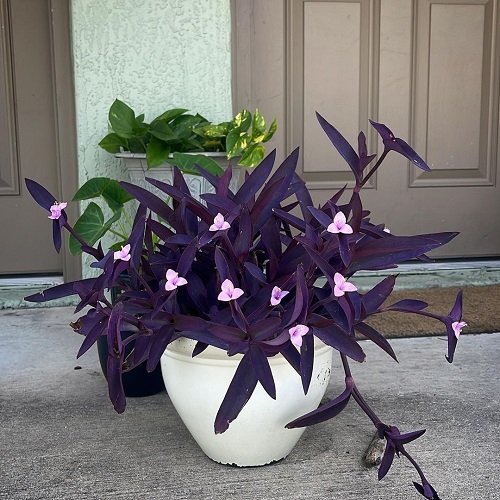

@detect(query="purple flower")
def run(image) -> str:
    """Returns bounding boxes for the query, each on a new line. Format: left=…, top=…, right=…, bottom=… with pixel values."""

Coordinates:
left=165, top=269, right=188, bottom=291
left=333, top=273, right=357, bottom=297
left=209, top=213, right=231, bottom=232
left=270, top=286, right=289, bottom=306
left=327, top=211, right=353, bottom=234
left=451, top=321, right=467, bottom=339
left=113, top=244, right=131, bottom=262
left=289, top=324, right=309, bottom=348
left=218, top=279, right=244, bottom=302
left=48, top=201, right=67, bottom=220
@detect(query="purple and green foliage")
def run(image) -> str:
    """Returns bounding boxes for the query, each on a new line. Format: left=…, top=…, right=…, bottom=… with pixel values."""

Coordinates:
left=26, top=114, right=465, bottom=500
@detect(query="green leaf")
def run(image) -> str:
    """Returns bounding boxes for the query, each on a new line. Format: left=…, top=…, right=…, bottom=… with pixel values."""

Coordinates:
left=226, top=129, right=248, bottom=158
left=146, top=136, right=170, bottom=168
left=72, top=178, right=133, bottom=212
left=152, top=108, right=188, bottom=124
left=252, top=109, right=266, bottom=138
left=168, top=153, right=224, bottom=176
left=108, top=99, right=136, bottom=139
left=238, top=144, right=265, bottom=167
left=102, top=180, right=134, bottom=212
left=149, top=121, right=177, bottom=142
left=98, top=133, right=127, bottom=154
left=194, top=123, right=229, bottom=138
left=73, top=178, right=112, bottom=201
left=263, top=118, right=278, bottom=142
left=232, top=110, right=252, bottom=131
left=68, top=203, right=122, bottom=255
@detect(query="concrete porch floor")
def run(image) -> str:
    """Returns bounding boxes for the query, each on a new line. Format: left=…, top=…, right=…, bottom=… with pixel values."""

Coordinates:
left=0, top=306, right=499, bottom=500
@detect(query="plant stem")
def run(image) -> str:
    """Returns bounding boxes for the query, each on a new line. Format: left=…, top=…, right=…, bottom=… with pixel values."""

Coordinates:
left=108, top=228, right=128, bottom=240
left=340, top=353, right=382, bottom=426
left=356, top=149, right=388, bottom=191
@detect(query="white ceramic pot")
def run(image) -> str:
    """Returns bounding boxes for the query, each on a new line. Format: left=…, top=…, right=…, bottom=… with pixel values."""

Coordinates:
left=116, top=152, right=244, bottom=203
left=160, top=338, right=333, bottom=466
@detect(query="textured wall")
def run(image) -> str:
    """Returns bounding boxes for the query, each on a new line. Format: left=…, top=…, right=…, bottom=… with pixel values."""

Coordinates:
left=71, top=0, right=232, bottom=184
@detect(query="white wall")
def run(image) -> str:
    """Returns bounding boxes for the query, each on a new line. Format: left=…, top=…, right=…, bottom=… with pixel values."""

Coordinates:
left=71, top=0, right=233, bottom=184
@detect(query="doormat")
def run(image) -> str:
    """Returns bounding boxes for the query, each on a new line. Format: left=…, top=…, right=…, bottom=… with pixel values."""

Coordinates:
left=365, top=285, right=500, bottom=339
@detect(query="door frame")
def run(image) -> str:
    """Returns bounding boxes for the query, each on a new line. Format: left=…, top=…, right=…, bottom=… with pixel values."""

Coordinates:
left=46, top=0, right=81, bottom=281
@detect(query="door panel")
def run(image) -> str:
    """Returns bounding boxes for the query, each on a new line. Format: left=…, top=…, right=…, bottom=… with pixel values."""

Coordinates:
left=0, top=0, right=62, bottom=274
left=233, top=0, right=500, bottom=257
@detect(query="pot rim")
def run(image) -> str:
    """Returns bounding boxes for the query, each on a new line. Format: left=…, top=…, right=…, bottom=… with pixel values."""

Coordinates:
left=162, top=337, right=332, bottom=367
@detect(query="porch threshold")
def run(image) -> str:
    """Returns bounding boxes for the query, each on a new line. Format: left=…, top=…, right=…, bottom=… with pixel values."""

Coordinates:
left=0, top=275, right=77, bottom=310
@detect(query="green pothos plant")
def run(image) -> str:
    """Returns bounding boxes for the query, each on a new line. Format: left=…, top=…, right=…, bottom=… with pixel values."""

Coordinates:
left=99, top=99, right=277, bottom=169
left=69, top=101, right=277, bottom=255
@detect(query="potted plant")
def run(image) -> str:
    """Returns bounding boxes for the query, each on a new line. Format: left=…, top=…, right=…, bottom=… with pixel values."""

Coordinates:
left=65, top=101, right=277, bottom=254
left=98, top=99, right=277, bottom=195
left=25, top=113, right=466, bottom=499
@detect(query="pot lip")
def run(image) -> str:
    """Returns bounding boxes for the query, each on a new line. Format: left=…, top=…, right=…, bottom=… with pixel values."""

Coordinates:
left=162, top=337, right=332, bottom=367
left=115, top=151, right=229, bottom=159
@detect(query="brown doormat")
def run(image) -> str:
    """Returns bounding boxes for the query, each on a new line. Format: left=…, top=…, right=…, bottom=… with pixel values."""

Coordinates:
left=364, top=285, right=500, bottom=339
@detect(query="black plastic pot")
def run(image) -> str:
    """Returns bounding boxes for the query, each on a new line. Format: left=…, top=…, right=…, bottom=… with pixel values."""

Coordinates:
left=96, top=283, right=165, bottom=397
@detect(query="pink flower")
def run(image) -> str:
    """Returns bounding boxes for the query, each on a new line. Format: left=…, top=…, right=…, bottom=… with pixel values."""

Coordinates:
left=209, top=213, right=231, bottom=232
left=452, top=321, right=467, bottom=339
left=48, top=201, right=67, bottom=220
left=333, top=272, right=357, bottom=297
left=218, top=279, right=244, bottom=302
left=270, top=286, right=289, bottom=306
left=165, top=269, right=188, bottom=291
left=113, top=244, right=131, bottom=262
left=327, top=211, right=353, bottom=234
left=289, top=324, right=309, bottom=348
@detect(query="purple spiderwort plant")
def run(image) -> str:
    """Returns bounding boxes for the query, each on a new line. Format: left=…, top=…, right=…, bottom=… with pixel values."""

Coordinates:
left=25, top=114, right=465, bottom=500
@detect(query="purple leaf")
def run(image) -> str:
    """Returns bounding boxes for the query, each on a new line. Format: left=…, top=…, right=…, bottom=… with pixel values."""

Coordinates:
left=107, top=354, right=126, bottom=413
left=243, top=262, right=267, bottom=284
left=250, top=317, right=282, bottom=341
left=338, top=233, right=351, bottom=267
left=316, top=112, right=361, bottom=182
left=146, top=325, right=175, bottom=372
left=120, top=181, right=173, bottom=221
left=286, top=377, right=353, bottom=428
left=249, top=345, right=276, bottom=399
left=311, top=316, right=365, bottom=362
left=378, top=442, right=395, bottom=480
left=300, top=333, right=314, bottom=394
left=233, top=149, right=276, bottom=205
left=234, top=206, right=252, bottom=261
left=369, top=120, right=431, bottom=172
left=361, top=276, right=396, bottom=314
left=146, top=177, right=213, bottom=224
left=272, top=208, right=307, bottom=232
left=25, top=178, right=57, bottom=211
left=214, top=351, right=258, bottom=434
left=308, top=206, right=332, bottom=228
left=349, top=233, right=458, bottom=273
left=445, top=290, right=464, bottom=363
left=355, top=322, right=398, bottom=362
left=200, top=193, right=237, bottom=213
left=24, top=278, right=97, bottom=303
left=77, top=318, right=107, bottom=358
left=176, top=238, right=198, bottom=277
left=386, top=299, right=429, bottom=312
left=252, top=148, right=299, bottom=230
